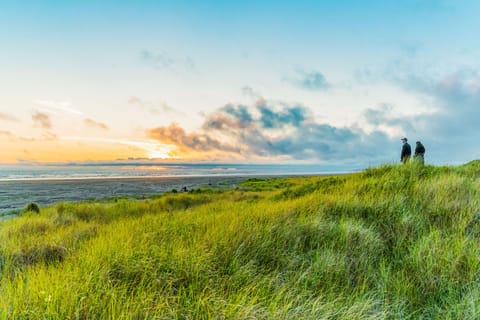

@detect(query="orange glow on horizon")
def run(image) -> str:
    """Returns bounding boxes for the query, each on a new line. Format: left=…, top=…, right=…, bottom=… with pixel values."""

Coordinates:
left=0, top=135, right=260, bottom=164
left=0, top=138, right=177, bottom=163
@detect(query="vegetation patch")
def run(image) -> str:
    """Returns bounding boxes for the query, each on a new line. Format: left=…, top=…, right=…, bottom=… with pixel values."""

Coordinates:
left=1, top=163, right=480, bottom=318
left=24, top=202, right=40, bottom=214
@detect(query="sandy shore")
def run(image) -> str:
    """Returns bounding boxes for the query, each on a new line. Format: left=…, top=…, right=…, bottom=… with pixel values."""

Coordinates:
left=0, top=175, right=278, bottom=216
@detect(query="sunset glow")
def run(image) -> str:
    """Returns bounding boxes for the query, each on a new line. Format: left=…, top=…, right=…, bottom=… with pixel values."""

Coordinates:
left=2, top=1, right=480, bottom=165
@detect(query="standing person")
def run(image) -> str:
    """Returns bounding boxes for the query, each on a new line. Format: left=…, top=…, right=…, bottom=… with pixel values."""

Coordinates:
left=400, top=138, right=411, bottom=164
left=414, top=141, right=426, bottom=165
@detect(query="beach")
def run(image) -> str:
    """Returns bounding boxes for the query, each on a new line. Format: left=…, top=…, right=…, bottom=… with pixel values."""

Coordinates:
left=0, top=175, right=265, bottom=215
left=0, top=163, right=356, bottom=216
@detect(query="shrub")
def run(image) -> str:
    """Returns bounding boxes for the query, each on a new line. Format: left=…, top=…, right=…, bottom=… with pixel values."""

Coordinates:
left=24, top=202, right=40, bottom=214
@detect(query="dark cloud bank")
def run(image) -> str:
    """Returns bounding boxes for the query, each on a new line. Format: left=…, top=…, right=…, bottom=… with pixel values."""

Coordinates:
left=147, top=66, right=480, bottom=166
left=147, top=98, right=397, bottom=166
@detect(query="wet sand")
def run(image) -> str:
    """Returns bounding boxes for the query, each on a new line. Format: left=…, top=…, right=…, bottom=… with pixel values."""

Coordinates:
left=0, top=175, right=274, bottom=216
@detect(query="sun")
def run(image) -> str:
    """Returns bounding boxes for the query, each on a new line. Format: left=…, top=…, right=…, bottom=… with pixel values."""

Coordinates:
left=143, top=141, right=177, bottom=159
left=148, top=149, right=171, bottom=159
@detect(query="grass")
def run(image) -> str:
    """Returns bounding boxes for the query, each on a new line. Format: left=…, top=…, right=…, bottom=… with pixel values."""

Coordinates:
left=1, top=161, right=480, bottom=318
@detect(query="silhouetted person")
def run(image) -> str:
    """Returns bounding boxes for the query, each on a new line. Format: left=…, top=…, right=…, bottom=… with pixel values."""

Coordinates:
left=414, top=141, right=426, bottom=165
left=400, top=137, right=411, bottom=164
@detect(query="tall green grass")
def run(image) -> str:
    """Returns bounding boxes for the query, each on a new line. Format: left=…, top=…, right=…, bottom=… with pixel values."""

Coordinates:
left=2, top=161, right=480, bottom=319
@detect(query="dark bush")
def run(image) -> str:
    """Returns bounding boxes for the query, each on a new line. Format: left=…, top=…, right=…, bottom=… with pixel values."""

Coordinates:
left=10, top=243, right=67, bottom=267
left=24, top=202, right=40, bottom=214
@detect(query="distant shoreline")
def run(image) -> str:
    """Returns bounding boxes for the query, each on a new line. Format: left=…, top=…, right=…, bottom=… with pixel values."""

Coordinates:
left=0, top=172, right=354, bottom=216
left=0, top=171, right=354, bottom=183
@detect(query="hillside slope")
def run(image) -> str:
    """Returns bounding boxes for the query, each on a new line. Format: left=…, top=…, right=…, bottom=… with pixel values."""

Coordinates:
left=1, top=163, right=480, bottom=319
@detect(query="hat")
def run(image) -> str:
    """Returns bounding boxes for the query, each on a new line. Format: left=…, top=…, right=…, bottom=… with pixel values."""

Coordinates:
left=401, top=137, right=408, bottom=141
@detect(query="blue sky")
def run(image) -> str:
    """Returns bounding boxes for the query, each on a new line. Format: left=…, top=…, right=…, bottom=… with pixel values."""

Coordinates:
left=1, top=0, right=479, bottom=165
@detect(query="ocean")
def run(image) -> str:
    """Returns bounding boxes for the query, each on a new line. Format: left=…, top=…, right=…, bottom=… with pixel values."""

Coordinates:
left=0, top=163, right=358, bottom=214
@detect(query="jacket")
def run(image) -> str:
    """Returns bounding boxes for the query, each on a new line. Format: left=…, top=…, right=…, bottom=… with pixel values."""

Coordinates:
left=401, top=143, right=411, bottom=160
left=415, top=143, right=425, bottom=156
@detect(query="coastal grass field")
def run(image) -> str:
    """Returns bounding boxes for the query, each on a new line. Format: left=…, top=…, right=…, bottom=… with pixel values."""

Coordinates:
left=2, top=161, right=480, bottom=319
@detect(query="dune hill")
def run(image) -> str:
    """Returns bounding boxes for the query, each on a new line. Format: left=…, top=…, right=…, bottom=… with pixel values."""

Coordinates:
left=1, top=162, right=480, bottom=319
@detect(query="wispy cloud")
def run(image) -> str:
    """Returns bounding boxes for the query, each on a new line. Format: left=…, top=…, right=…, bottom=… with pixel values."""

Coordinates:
left=128, top=96, right=180, bottom=115
left=0, top=130, right=41, bottom=142
left=128, top=96, right=142, bottom=105
left=140, top=50, right=196, bottom=72
left=41, top=132, right=58, bottom=141
left=287, top=69, right=331, bottom=91
left=32, top=111, right=52, bottom=129
left=141, top=50, right=174, bottom=69
left=0, top=112, right=19, bottom=122
left=34, top=100, right=83, bottom=116
left=84, top=118, right=109, bottom=130
left=0, top=130, right=13, bottom=138
left=241, top=86, right=261, bottom=99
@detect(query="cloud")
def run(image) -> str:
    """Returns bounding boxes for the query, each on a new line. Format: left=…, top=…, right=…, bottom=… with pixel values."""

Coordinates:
left=203, top=104, right=253, bottom=131
left=0, top=130, right=44, bottom=142
left=141, top=50, right=174, bottom=69
left=147, top=96, right=395, bottom=163
left=128, top=96, right=180, bottom=115
left=0, top=112, right=19, bottom=122
left=363, top=103, right=416, bottom=133
left=185, top=56, right=196, bottom=70
left=258, top=104, right=306, bottom=129
left=84, top=118, right=109, bottom=130
left=241, top=86, right=261, bottom=99
left=148, top=123, right=239, bottom=153
left=32, top=111, right=52, bottom=129
left=42, top=132, right=58, bottom=141
left=34, top=100, right=82, bottom=116
left=288, top=69, right=331, bottom=91
left=128, top=96, right=142, bottom=105
left=360, top=65, right=480, bottom=163
left=389, top=68, right=480, bottom=135
left=140, top=50, right=196, bottom=72
left=0, top=130, right=13, bottom=138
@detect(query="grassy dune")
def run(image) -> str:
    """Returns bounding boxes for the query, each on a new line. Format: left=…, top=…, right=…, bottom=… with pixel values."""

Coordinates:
left=2, top=161, right=480, bottom=319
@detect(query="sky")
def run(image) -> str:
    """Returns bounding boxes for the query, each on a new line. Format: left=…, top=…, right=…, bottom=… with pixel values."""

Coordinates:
left=1, top=0, right=480, bottom=167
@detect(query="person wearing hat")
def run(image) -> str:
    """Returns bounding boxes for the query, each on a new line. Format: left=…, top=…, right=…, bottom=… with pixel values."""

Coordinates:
left=414, top=141, right=426, bottom=165
left=400, top=138, right=411, bottom=164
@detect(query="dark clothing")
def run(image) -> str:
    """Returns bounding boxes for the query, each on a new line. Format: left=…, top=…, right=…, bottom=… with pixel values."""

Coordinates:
left=414, top=142, right=426, bottom=165
left=401, top=143, right=411, bottom=164
left=414, top=143, right=425, bottom=156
